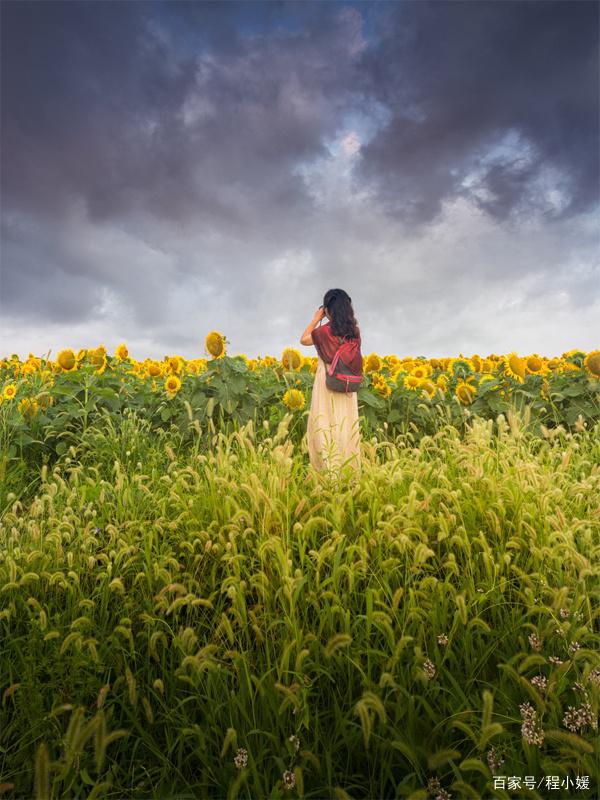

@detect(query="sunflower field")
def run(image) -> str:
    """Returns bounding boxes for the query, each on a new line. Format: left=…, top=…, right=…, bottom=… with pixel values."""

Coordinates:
left=1, top=335, right=600, bottom=798
left=1, top=334, right=599, bottom=496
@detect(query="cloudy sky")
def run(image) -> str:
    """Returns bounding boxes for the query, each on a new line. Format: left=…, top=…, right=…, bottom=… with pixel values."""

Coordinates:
left=1, top=0, right=598, bottom=361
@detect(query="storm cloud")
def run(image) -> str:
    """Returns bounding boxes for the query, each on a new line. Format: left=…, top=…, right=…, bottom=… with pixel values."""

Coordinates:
left=1, top=0, right=598, bottom=360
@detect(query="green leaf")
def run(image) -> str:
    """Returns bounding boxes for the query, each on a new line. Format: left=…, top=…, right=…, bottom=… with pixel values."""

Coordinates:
left=358, top=389, right=385, bottom=409
left=560, top=383, right=585, bottom=397
left=229, top=358, right=249, bottom=374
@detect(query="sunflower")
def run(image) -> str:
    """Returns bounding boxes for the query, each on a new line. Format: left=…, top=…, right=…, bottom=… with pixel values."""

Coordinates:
left=503, top=352, right=526, bottom=383
left=418, top=378, right=436, bottom=398
left=87, top=347, right=105, bottom=368
left=525, top=355, right=544, bottom=374
left=403, top=374, right=420, bottom=391
left=57, top=349, right=77, bottom=372
left=562, top=362, right=579, bottom=373
left=94, top=354, right=108, bottom=375
left=30, top=354, right=42, bottom=367
left=164, top=375, right=182, bottom=395
left=546, top=358, right=561, bottom=371
left=18, top=397, right=39, bottom=419
left=436, top=375, right=448, bottom=392
left=471, top=355, right=483, bottom=373
left=167, top=355, right=184, bottom=374
left=456, top=381, right=477, bottom=405
left=115, top=343, right=129, bottom=360
left=281, top=348, right=303, bottom=371
left=479, top=374, right=495, bottom=387
left=372, top=375, right=391, bottom=397
left=205, top=331, right=226, bottom=359
left=451, top=358, right=474, bottom=379
left=20, top=360, right=38, bottom=376
left=282, top=388, right=305, bottom=410
left=147, top=362, right=162, bottom=378
left=584, top=350, right=600, bottom=379
left=563, top=349, right=586, bottom=367
left=364, top=353, right=382, bottom=373
left=3, top=383, right=17, bottom=400
left=410, top=364, right=431, bottom=380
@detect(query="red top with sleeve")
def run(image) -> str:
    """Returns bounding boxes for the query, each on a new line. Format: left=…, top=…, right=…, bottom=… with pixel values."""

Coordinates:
left=311, top=321, right=363, bottom=374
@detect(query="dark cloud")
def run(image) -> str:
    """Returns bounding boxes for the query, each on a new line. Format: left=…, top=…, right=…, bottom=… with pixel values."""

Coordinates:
left=354, top=0, right=599, bottom=229
left=1, top=1, right=367, bottom=325
left=1, top=0, right=361, bottom=227
left=1, top=1, right=598, bottom=357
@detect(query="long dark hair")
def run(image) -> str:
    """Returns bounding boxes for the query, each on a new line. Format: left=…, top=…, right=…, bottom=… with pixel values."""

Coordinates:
left=323, top=288, right=360, bottom=340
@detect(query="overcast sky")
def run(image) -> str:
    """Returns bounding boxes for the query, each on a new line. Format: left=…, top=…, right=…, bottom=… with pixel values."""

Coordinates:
left=1, top=0, right=599, bottom=362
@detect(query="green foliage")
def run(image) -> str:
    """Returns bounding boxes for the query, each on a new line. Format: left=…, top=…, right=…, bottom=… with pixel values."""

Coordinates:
left=1, top=411, right=599, bottom=797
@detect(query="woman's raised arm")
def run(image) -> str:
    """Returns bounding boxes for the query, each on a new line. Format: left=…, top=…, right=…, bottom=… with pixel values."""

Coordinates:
left=300, top=307, right=325, bottom=346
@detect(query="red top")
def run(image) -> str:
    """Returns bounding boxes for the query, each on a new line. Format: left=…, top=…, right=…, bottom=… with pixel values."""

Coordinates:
left=311, top=321, right=363, bottom=374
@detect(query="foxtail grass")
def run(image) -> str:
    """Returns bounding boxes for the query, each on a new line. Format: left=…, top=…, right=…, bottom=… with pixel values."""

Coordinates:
left=1, top=410, right=599, bottom=798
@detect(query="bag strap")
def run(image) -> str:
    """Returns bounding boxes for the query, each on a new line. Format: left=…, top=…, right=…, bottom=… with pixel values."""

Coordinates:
left=328, top=347, right=343, bottom=375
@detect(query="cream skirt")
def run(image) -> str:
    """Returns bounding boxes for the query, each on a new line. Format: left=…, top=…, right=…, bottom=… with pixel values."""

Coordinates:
left=306, top=356, right=361, bottom=474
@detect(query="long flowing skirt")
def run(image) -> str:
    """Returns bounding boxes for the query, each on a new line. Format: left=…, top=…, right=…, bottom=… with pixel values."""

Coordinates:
left=306, top=357, right=361, bottom=474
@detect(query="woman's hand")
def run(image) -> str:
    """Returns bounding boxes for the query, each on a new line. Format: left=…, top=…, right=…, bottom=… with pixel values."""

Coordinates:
left=300, top=307, right=325, bottom=345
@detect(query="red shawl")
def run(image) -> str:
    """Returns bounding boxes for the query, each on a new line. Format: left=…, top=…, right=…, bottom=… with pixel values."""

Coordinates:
left=311, top=321, right=363, bottom=374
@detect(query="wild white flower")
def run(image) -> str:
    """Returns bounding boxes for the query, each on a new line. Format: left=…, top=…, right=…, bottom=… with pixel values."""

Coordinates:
left=486, top=745, right=505, bottom=773
left=423, top=659, right=436, bottom=680
left=531, top=675, right=547, bottom=693
left=587, top=666, right=600, bottom=686
left=282, top=770, right=296, bottom=790
left=563, top=702, right=597, bottom=733
left=519, top=702, right=545, bottom=746
left=233, top=747, right=248, bottom=769
left=427, top=776, right=452, bottom=799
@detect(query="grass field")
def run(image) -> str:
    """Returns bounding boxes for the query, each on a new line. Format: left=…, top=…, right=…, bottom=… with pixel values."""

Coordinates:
left=1, top=407, right=599, bottom=799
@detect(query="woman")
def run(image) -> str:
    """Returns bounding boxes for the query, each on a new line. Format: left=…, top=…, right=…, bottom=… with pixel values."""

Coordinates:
left=299, top=288, right=362, bottom=475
